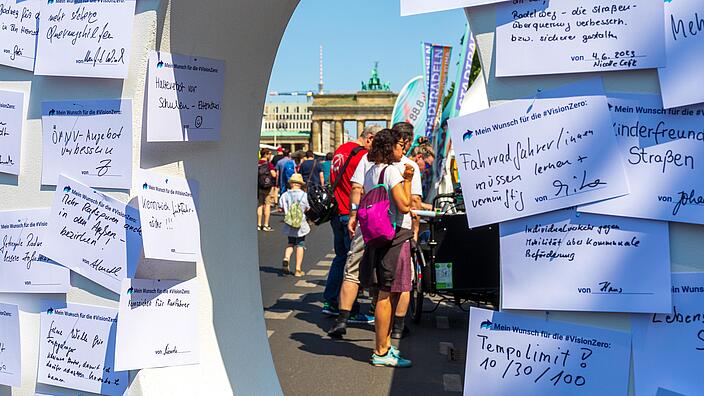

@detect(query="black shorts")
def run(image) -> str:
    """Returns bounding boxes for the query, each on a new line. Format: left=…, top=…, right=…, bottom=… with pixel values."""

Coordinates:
left=287, top=236, right=306, bottom=247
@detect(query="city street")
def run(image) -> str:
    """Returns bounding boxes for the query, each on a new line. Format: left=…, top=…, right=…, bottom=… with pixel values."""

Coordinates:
left=258, top=215, right=474, bottom=395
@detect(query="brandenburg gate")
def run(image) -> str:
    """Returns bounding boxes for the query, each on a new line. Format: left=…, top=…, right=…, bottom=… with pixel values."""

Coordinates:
left=309, top=65, right=397, bottom=152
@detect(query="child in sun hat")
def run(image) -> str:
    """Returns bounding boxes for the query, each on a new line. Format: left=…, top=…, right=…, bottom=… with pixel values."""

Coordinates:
left=278, top=173, right=310, bottom=277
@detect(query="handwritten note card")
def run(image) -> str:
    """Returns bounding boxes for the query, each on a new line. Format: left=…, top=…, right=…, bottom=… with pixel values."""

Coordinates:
left=448, top=94, right=628, bottom=227
left=500, top=208, right=671, bottom=313
left=34, top=0, right=136, bottom=78
left=147, top=51, right=225, bottom=142
left=400, top=0, right=508, bottom=16
left=115, top=278, right=199, bottom=371
left=138, top=170, right=201, bottom=261
left=38, top=302, right=127, bottom=396
left=465, top=307, right=630, bottom=395
left=632, top=273, right=704, bottom=396
left=0, top=0, right=39, bottom=71
left=0, top=303, right=20, bottom=387
left=0, top=209, right=70, bottom=293
left=0, top=89, right=23, bottom=176
left=658, top=0, right=704, bottom=109
left=579, top=94, right=704, bottom=225
left=495, top=0, right=665, bottom=77
left=41, top=99, right=132, bottom=189
left=42, top=175, right=142, bottom=294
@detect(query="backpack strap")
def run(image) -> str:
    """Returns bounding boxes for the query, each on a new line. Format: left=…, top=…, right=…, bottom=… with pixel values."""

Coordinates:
left=331, top=146, right=364, bottom=192
left=306, top=159, right=318, bottom=185
left=378, top=165, right=388, bottom=185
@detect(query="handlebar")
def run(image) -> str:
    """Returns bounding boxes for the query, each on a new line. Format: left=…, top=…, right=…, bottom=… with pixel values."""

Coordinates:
left=411, top=210, right=439, bottom=218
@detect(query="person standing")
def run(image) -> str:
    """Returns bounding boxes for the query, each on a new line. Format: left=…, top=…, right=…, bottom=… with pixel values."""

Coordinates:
left=271, top=147, right=285, bottom=167
left=322, top=125, right=381, bottom=316
left=279, top=173, right=310, bottom=277
left=358, top=128, right=414, bottom=368
left=320, top=152, right=333, bottom=185
left=298, top=150, right=324, bottom=187
left=257, top=148, right=277, bottom=231
left=275, top=149, right=294, bottom=195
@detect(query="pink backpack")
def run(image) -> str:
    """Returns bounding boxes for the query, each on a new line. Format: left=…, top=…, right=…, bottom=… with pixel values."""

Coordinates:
left=358, top=166, right=396, bottom=247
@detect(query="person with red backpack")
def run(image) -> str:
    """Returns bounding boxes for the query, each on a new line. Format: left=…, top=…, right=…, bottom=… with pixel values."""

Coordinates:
left=257, top=148, right=277, bottom=231
left=357, top=129, right=415, bottom=368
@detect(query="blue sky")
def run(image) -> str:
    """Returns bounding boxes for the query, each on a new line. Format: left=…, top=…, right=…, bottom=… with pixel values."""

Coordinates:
left=267, top=0, right=468, bottom=100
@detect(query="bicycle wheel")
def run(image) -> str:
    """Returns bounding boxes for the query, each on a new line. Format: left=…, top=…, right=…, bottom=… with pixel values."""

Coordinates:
left=410, top=245, right=425, bottom=323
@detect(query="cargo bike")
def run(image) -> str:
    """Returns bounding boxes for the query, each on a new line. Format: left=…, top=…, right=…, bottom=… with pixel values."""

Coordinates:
left=409, top=191, right=501, bottom=323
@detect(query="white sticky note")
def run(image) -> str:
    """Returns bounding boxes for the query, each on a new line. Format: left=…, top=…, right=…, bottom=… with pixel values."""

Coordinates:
left=0, top=0, right=39, bottom=71
left=658, top=0, right=704, bottom=108
left=37, top=302, right=127, bottom=396
left=146, top=51, right=225, bottom=142
left=500, top=208, right=671, bottom=313
left=138, top=170, right=201, bottom=261
left=0, top=303, right=21, bottom=387
left=448, top=93, right=629, bottom=227
left=400, top=0, right=508, bottom=16
left=495, top=0, right=666, bottom=77
left=632, top=273, right=704, bottom=396
left=0, top=208, right=70, bottom=293
left=115, top=278, right=199, bottom=371
left=41, top=99, right=132, bottom=189
left=34, top=0, right=136, bottom=78
left=41, top=175, right=142, bottom=294
left=465, top=307, right=631, bottom=395
left=579, top=93, right=704, bottom=225
left=0, top=89, right=23, bottom=176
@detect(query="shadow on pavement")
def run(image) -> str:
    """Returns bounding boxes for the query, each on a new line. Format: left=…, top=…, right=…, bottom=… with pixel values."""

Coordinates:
left=290, top=332, right=371, bottom=364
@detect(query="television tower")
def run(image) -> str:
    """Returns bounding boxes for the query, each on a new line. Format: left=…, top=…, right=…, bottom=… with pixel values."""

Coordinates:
left=318, top=45, right=324, bottom=94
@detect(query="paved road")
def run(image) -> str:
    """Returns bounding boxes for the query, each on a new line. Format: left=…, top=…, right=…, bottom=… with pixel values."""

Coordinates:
left=258, top=215, right=474, bottom=395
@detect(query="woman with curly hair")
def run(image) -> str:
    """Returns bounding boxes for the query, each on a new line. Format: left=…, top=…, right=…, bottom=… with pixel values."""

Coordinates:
left=358, top=128, right=415, bottom=368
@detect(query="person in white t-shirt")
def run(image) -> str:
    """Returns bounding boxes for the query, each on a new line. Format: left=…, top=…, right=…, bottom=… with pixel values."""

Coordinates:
left=356, top=128, right=415, bottom=367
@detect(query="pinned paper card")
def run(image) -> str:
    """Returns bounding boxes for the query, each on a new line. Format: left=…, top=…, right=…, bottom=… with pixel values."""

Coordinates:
left=138, top=170, right=201, bottom=261
left=401, top=0, right=508, bottom=16
left=495, top=0, right=666, bottom=77
left=34, top=0, right=136, bottom=78
left=37, top=302, right=127, bottom=396
left=41, top=175, right=142, bottom=294
left=0, top=209, right=70, bottom=293
left=500, top=208, right=671, bottom=313
left=0, top=89, right=23, bottom=176
left=465, top=307, right=630, bottom=395
left=658, top=0, right=704, bottom=108
left=579, top=94, right=704, bottom=225
left=0, top=303, right=21, bottom=387
left=0, top=0, right=39, bottom=71
left=115, top=278, right=199, bottom=371
left=447, top=93, right=628, bottom=227
left=41, top=99, right=132, bottom=189
left=632, top=273, right=704, bottom=396
left=146, top=51, right=225, bottom=141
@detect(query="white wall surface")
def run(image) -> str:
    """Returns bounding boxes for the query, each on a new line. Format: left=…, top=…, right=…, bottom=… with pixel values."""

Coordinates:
left=466, top=5, right=704, bottom=395
left=0, top=1, right=298, bottom=395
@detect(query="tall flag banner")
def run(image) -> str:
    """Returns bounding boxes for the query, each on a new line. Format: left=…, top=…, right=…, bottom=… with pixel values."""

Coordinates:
left=423, top=42, right=433, bottom=85
left=391, top=76, right=428, bottom=138
left=453, top=25, right=476, bottom=116
left=423, top=44, right=452, bottom=138
left=430, top=25, right=476, bottom=199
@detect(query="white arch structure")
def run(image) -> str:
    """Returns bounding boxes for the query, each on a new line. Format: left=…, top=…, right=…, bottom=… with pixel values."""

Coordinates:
left=3, top=1, right=703, bottom=395
left=2, top=1, right=301, bottom=395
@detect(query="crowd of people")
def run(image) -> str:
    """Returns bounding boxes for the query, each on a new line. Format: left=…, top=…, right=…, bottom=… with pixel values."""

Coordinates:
left=256, top=122, right=436, bottom=368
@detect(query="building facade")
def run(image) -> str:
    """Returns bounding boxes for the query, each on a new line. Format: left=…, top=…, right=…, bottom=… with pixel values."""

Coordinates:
left=260, top=103, right=312, bottom=152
